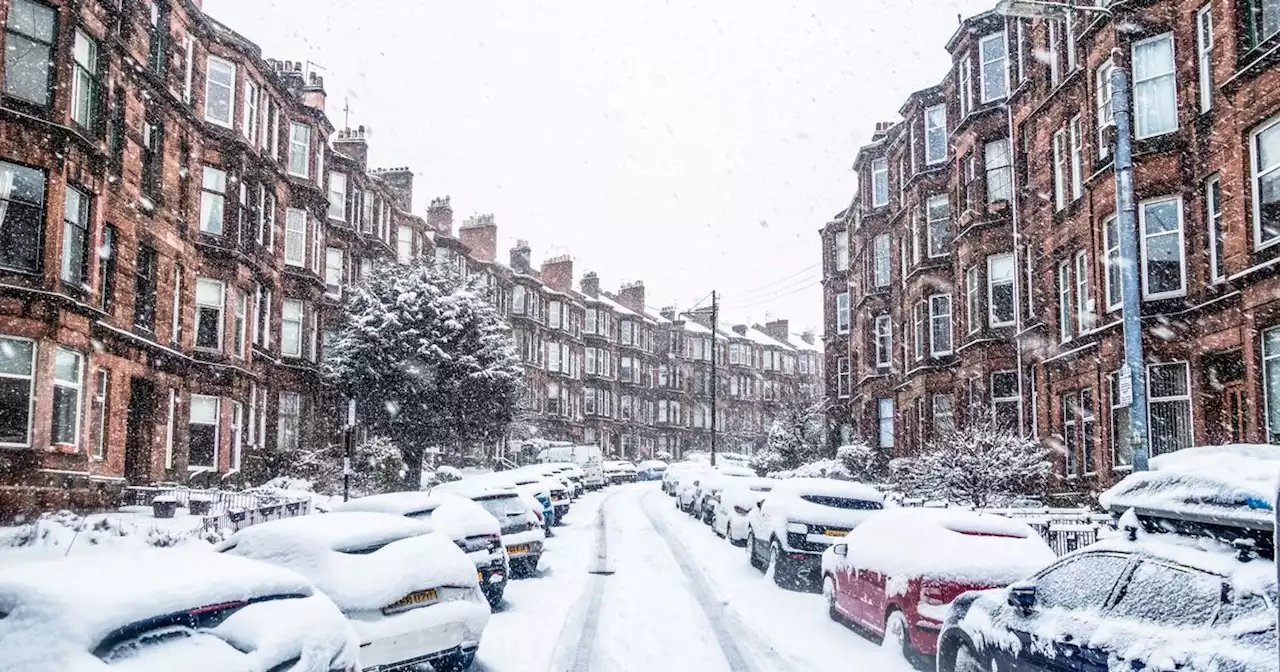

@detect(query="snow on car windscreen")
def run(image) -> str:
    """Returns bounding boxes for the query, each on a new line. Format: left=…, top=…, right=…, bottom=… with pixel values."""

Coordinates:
left=475, top=495, right=529, bottom=520
left=800, top=495, right=883, bottom=511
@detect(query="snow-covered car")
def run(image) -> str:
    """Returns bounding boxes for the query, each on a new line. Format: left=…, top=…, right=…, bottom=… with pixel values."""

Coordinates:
left=537, top=444, right=605, bottom=490
left=520, top=464, right=580, bottom=500
left=603, top=460, right=636, bottom=485
left=503, top=472, right=571, bottom=524
left=0, top=548, right=359, bottom=672
left=331, top=492, right=509, bottom=608
left=434, top=481, right=547, bottom=578
left=745, top=478, right=884, bottom=589
left=218, top=512, right=488, bottom=672
left=711, top=478, right=775, bottom=544
left=822, top=508, right=1054, bottom=661
left=661, top=461, right=702, bottom=495
left=635, top=460, right=668, bottom=482
left=692, top=466, right=759, bottom=523
left=937, top=445, right=1279, bottom=672
left=537, top=462, right=586, bottom=498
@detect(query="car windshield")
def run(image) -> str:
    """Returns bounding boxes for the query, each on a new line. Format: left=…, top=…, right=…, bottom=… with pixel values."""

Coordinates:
left=799, top=495, right=882, bottom=511
left=475, top=495, right=529, bottom=520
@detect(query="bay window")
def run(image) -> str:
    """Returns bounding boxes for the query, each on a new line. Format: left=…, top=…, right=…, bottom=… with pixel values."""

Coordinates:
left=990, top=370, right=1019, bottom=430
left=1196, top=6, right=1213, bottom=113
left=1132, top=34, right=1177, bottom=139
left=924, top=104, right=946, bottom=165
left=958, top=57, right=972, bottom=118
left=188, top=394, right=219, bottom=469
left=282, top=299, right=303, bottom=357
left=1103, top=215, right=1121, bottom=310
left=987, top=253, right=1015, bottom=327
left=1058, top=259, right=1072, bottom=342
left=926, top=194, right=949, bottom=257
left=71, top=30, right=100, bottom=131
left=966, top=265, right=981, bottom=334
left=244, top=79, right=260, bottom=143
left=874, top=314, right=892, bottom=369
left=873, top=234, right=891, bottom=288
left=1075, top=250, right=1091, bottom=332
left=871, top=157, right=889, bottom=207
left=1265, top=327, right=1280, bottom=443
left=3, top=0, right=55, bottom=106
left=932, top=394, right=954, bottom=436
left=1096, top=59, right=1115, bottom=159
left=325, top=247, right=343, bottom=298
left=1069, top=114, right=1083, bottom=200
left=979, top=31, right=1007, bottom=103
left=61, top=186, right=90, bottom=286
left=1139, top=197, right=1185, bottom=299
left=1206, top=174, right=1224, bottom=282
left=835, top=292, right=849, bottom=334
left=284, top=208, right=307, bottom=267
left=929, top=294, right=951, bottom=356
left=877, top=398, right=894, bottom=449
left=397, top=225, right=412, bottom=263
left=328, top=172, right=347, bottom=221
left=204, top=56, right=236, bottom=127
left=277, top=392, right=300, bottom=451
left=233, top=287, right=246, bottom=358
left=288, top=122, right=311, bottom=177
left=1052, top=127, right=1067, bottom=211
left=984, top=139, right=1011, bottom=203
left=0, top=161, right=46, bottom=273
left=837, top=357, right=850, bottom=398
left=835, top=230, right=849, bottom=271
left=92, top=368, right=109, bottom=459
left=200, top=167, right=226, bottom=235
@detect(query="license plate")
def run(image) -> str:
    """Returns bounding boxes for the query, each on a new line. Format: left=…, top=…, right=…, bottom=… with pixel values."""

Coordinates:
left=477, top=571, right=483, bottom=582
left=507, top=544, right=530, bottom=555
left=824, top=529, right=849, bottom=537
left=382, top=588, right=438, bottom=614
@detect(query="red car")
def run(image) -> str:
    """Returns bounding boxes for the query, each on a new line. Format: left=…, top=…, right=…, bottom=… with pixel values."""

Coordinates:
left=820, top=508, right=1054, bottom=661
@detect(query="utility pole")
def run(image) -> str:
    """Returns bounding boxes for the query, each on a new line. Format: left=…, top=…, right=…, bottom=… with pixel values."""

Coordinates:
left=710, top=291, right=718, bottom=467
left=342, top=399, right=355, bottom=502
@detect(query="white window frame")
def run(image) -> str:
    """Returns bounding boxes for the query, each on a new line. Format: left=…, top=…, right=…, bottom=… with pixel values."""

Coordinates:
left=835, top=231, right=850, bottom=271
left=985, top=138, right=1012, bottom=204
left=1103, top=215, right=1122, bottom=311
left=979, top=31, right=1008, bottom=103
left=233, top=287, right=247, bottom=358
left=204, top=55, right=236, bottom=128
left=188, top=394, right=219, bottom=470
left=987, top=253, right=1016, bottom=328
left=243, top=79, right=260, bottom=143
left=1264, top=326, right=1280, bottom=443
left=926, top=194, right=949, bottom=257
left=230, top=400, right=243, bottom=471
left=966, top=265, right=981, bottom=334
left=1146, top=361, right=1193, bottom=457
left=837, top=357, right=850, bottom=398
left=1058, top=259, right=1073, bottom=343
left=1096, top=59, right=1115, bottom=159
left=1132, top=33, right=1178, bottom=140
left=328, top=172, right=347, bottom=222
left=50, top=348, right=83, bottom=449
left=873, top=234, right=891, bottom=288
left=929, top=293, right=952, bottom=356
left=1048, top=20, right=1061, bottom=86
left=284, top=208, right=307, bottom=267
left=170, top=264, right=183, bottom=345
left=182, top=35, right=195, bottom=104
left=281, top=298, right=304, bottom=358
left=288, top=122, right=311, bottom=178
left=874, top=314, right=893, bottom=369
left=277, top=391, right=301, bottom=452
left=164, top=388, right=176, bottom=468
left=1197, top=5, right=1214, bottom=113
left=959, top=56, right=973, bottom=118
left=1206, top=173, right=1225, bottom=282
left=871, top=157, right=889, bottom=207
left=1250, top=114, right=1280, bottom=251
left=194, top=277, right=225, bottom=352
left=1069, top=114, right=1084, bottom=200
left=1138, top=196, right=1187, bottom=300
left=199, top=166, right=227, bottom=235
left=1052, top=127, right=1068, bottom=212
left=325, top=247, right=343, bottom=298
left=877, top=398, right=895, bottom=448
left=835, top=292, right=850, bottom=334
left=924, top=104, right=947, bottom=165
left=1075, top=250, right=1092, bottom=333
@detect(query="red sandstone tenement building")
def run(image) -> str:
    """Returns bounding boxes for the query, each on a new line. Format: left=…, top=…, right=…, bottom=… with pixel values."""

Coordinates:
left=822, top=0, right=1280, bottom=497
left=0, top=0, right=820, bottom=500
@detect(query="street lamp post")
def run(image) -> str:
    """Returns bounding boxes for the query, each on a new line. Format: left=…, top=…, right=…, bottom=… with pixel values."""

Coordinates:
left=994, top=0, right=1149, bottom=470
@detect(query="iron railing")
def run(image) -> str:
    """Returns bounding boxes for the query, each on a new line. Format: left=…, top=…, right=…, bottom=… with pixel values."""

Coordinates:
left=124, top=486, right=312, bottom=533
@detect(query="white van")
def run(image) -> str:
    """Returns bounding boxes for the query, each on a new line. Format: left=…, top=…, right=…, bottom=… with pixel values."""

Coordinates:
left=537, top=445, right=605, bottom=490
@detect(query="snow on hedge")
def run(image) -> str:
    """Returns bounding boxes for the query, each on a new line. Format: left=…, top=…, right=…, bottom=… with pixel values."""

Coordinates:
left=1099, top=444, right=1278, bottom=528
left=0, top=510, right=222, bottom=562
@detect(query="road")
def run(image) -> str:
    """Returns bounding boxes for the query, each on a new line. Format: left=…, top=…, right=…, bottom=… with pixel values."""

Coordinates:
left=474, top=482, right=918, bottom=671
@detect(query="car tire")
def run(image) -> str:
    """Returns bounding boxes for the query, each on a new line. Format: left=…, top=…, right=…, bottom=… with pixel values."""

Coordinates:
left=435, top=650, right=476, bottom=672
left=822, top=575, right=840, bottom=621
left=769, top=540, right=792, bottom=589
left=747, top=531, right=766, bottom=571
left=882, top=609, right=914, bottom=662
left=950, top=640, right=988, bottom=672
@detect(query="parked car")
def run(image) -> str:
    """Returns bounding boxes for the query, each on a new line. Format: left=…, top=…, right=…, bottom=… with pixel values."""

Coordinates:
left=692, top=466, right=759, bottom=523
left=635, top=460, right=668, bottom=482
left=661, top=460, right=703, bottom=495
left=331, top=492, right=509, bottom=608
left=537, top=444, right=605, bottom=490
left=435, top=481, right=547, bottom=578
left=0, top=548, right=359, bottom=672
left=937, top=444, right=1279, bottom=672
left=604, top=460, right=636, bottom=485
left=745, top=478, right=884, bottom=589
left=218, top=512, right=488, bottom=671
left=711, top=478, right=775, bottom=544
left=504, top=472, right=571, bottom=524
left=822, top=508, right=1054, bottom=662
left=520, top=464, right=579, bottom=500
left=538, top=462, right=586, bottom=498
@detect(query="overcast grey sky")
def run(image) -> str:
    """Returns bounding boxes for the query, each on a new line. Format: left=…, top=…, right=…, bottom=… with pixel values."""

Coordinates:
left=205, top=0, right=993, bottom=333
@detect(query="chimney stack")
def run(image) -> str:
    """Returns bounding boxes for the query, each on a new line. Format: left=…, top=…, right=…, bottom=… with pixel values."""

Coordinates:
left=660, top=306, right=677, bottom=321
left=458, top=213, right=497, bottom=263
left=510, top=240, right=532, bottom=274
left=302, top=71, right=326, bottom=112
left=333, top=126, right=369, bottom=171
left=371, top=166, right=414, bottom=214
left=540, top=255, right=574, bottom=292
left=871, top=121, right=895, bottom=142
left=763, top=319, right=790, bottom=343
left=427, top=195, right=452, bottom=234
left=617, top=280, right=646, bottom=314
left=580, top=271, right=600, bottom=297
left=732, top=324, right=748, bottom=336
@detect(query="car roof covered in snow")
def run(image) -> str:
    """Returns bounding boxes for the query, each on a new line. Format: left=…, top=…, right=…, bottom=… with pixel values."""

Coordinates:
left=331, top=492, right=500, bottom=539
left=432, top=479, right=520, bottom=499
left=770, top=477, right=884, bottom=502
left=834, top=508, right=1055, bottom=585
left=637, top=460, right=668, bottom=470
left=220, top=511, right=432, bottom=551
left=713, top=465, right=757, bottom=478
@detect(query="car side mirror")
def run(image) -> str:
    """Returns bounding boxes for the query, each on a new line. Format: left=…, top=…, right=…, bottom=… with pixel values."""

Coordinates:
left=1007, top=582, right=1037, bottom=613
left=833, top=543, right=848, bottom=557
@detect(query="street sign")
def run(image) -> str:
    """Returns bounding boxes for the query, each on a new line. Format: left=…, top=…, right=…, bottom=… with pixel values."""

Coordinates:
left=1117, top=366, right=1133, bottom=408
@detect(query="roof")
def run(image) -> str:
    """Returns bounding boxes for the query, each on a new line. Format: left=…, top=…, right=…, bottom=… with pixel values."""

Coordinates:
left=742, top=327, right=793, bottom=350
left=597, top=293, right=638, bottom=318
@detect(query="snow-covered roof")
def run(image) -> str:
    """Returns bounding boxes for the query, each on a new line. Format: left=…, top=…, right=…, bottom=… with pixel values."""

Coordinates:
left=741, top=327, right=793, bottom=350
left=682, top=320, right=713, bottom=335
left=597, top=294, right=639, bottom=318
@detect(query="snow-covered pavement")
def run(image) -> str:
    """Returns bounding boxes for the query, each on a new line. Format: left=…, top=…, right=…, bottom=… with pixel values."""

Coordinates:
left=475, top=483, right=919, bottom=671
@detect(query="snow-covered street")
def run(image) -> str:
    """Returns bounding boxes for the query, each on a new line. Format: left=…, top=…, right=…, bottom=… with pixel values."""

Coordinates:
left=478, top=483, right=917, bottom=672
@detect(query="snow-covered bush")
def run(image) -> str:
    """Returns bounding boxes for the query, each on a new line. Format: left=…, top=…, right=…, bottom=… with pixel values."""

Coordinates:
left=769, top=458, right=850, bottom=479
left=424, top=465, right=464, bottom=488
left=262, top=436, right=407, bottom=497
left=891, top=420, right=1050, bottom=508
left=749, top=449, right=786, bottom=475
left=836, top=441, right=885, bottom=482
left=325, top=261, right=523, bottom=489
left=654, top=450, right=673, bottom=462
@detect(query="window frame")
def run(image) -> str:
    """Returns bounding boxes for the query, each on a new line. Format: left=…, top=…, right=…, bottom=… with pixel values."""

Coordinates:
left=1103, top=215, right=1122, bottom=311
left=1146, top=361, right=1193, bottom=458
left=1206, top=174, right=1224, bottom=282
left=924, top=104, right=947, bottom=165
left=978, top=31, right=1008, bottom=104
left=0, top=335, right=36, bottom=447
left=1052, top=126, right=1068, bottom=212
left=1138, top=196, right=1187, bottom=300
left=984, top=138, right=1012, bottom=204
left=835, top=291, right=850, bottom=334
left=3, top=0, right=57, bottom=107
left=194, top=277, right=225, bottom=352
left=1058, top=258, right=1073, bottom=343
left=199, top=166, right=227, bottom=236
left=60, top=184, right=91, bottom=286
left=1196, top=5, right=1214, bottom=114
left=70, top=29, right=101, bottom=133
left=188, top=394, right=220, bottom=470
left=50, top=347, right=84, bottom=449
left=281, top=298, right=304, bottom=358
left=929, top=293, right=952, bottom=356
left=1250, top=114, right=1280, bottom=251
left=284, top=208, right=307, bottom=267
left=837, top=356, right=850, bottom=398
left=203, top=55, right=236, bottom=128
left=1069, top=114, right=1084, bottom=200
left=873, top=234, right=891, bottom=288
left=874, top=314, right=893, bottom=369
left=987, top=253, right=1015, bottom=328
left=1075, top=249, right=1091, bottom=333
left=871, top=158, right=889, bottom=208
left=1096, top=59, right=1115, bottom=160
left=926, top=194, right=949, bottom=257
left=288, top=122, right=311, bottom=178
left=966, top=265, right=981, bottom=334
left=1131, top=33, right=1178, bottom=140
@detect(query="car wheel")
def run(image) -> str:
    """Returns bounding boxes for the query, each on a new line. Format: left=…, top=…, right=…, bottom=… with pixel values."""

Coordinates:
left=822, top=575, right=840, bottom=621
left=769, top=540, right=792, bottom=589
left=728, top=520, right=746, bottom=547
left=882, top=609, right=913, bottom=662
left=434, top=649, right=476, bottom=671
left=747, top=531, right=766, bottom=571
left=950, top=640, right=989, bottom=672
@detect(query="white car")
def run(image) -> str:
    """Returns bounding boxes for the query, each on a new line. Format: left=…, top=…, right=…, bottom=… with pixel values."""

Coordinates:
left=219, top=512, right=487, bottom=672
left=502, top=472, right=571, bottom=524
left=0, top=548, right=359, bottom=672
left=745, top=478, right=885, bottom=590
left=603, top=460, right=636, bottom=485
left=537, top=444, right=605, bottom=490
left=690, top=466, right=759, bottom=522
left=433, top=481, right=547, bottom=577
left=675, top=466, right=714, bottom=513
left=331, top=492, right=509, bottom=607
left=520, top=464, right=579, bottom=500
left=538, top=462, right=586, bottom=497
left=712, top=478, right=775, bottom=544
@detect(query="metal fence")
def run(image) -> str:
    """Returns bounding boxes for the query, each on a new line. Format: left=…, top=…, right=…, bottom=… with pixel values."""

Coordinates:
left=895, top=502, right=1114, bottom=556
left=124, top=486, right=312, bottom=533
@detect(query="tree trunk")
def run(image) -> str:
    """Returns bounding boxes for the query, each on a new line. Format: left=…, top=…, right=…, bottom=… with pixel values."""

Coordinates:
left=400, top=443, right=425, bottom=491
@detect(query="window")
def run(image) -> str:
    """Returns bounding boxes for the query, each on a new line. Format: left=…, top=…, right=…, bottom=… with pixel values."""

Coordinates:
left=91, top=368, right=109, bottom=459
left=133, top=246, right=157, bottom=331
left=288, top=122, right=311, bottom=177
left=233, top=288, right=247, bottom=358
left=913, top=301, right=926, bottom=361
left=1065, top=12, right=1078, bottom=72
left=189, top=395, right=219, bottom=469
left=834, top=231, right=849, bottom=271
left=1069, top=115, right=1083, bottom=200
left=929, top=294, right=951, bottom=356
left=49, top=348, right=83, bottom=449
left=1132, top=34, right=1177, bottom=139
left=1063, top=391, right=1078, bottom=475
left=230, top=401, right=243, bottom=471
left=1265, top=327, right=1280, bottom=442
left=204, top=56, right=236, bottom=127
left=284, top=208, right=307, bottom=267
left=1197, top=6, right=1213, bottom=113
left=985, top=139, right=1012, bottom=204
left=1248, top=0, right=1280, bottom=48
left=874, top=314, right=892, bottom=369
left=991, top=370, right=1019, bottom=430
left=1148, top=361, right=1192, bottom=457
left=61, top=186, right=90, bottom=286
left=549, top=301, right=563, bottom=330
left=932, top=394, right=954, bottom=436
left=1052, top=127, right=1068, bottom=211
left=877, top=398, right=894, bottom=448
left=0, top=336, right=35, bottom=446
left=325, top=247, right=343, bottom=298
left=873, top=234, right=891, bottom=288
left=966, top=265, right=981, bottom=334
left=925, top=195, right=949, bottom=257
left=987, top=253, right=1015, bottom=327
left=1110, top=370, right=1133, bottom=467
left=837, top=357, right=850, bottom=398
left=282, top=299, right=303, bottom=357
left=396, top=225, right=413, bottom=263
left=1058, top=260, right=1073, bottom=342
left=0, top=161, right=45, bottom=273
left=1096, top=59, right=1115, bottom=160
left=1206, top=174, right=1224, bottom=282
left=1080, top=388, right=1095, bottom=473
left=1139, top=197, right=1185, bottom=299
left=98, top=225, right=117, bottom=311
left=1102, top=215, right=1122, bottom=311
left=108, top=86, right=125, bottom=169
left=182, top=35, right=195, bottom=104
left=199, top=167, right=226, bottom=235
left=871, top=158, right=889, bottom=207
left=958, top=57, right=972, bottom=118
left=1251, top=115, right=1280, bottom=249
left=979, top=31, right=1007, bottom=103
left=835, top=292, right=850, bottom=334
left=140, top=111, right=164, bottom=199
left=924, top=104, right=946, bottom=165
left=1075, top=250, right=1091, bottom=332
left=194, top=278, right=225, bottom=351
left=146, top=0, right=166, bottom=75
left=1048, top=20, right=1061, bottom=85
left=327, top=172, right=348, bottom=221
left=258, top=187, right=275, bottom=248
left=71, top=30, right=100, bottom=131
left=170, top=264, right=182, bottom=344
left=3, top=0, right=55, bottom=106
left=243, top=79, right=260, bottom=142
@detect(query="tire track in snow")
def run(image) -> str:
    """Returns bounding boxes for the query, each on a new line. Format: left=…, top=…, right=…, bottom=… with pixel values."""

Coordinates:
left=548, top=489, right=617, bottom=672
left=639, top=489, right=795, bottom=672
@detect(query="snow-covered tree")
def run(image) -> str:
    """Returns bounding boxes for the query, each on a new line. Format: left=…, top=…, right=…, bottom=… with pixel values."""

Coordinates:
left=890, top=419, right=1050, bottom=508
left=265, top=435, right=406, bottom=497
left=325, top=261, right=523, bottom=489
left=759, top=388, right=826, bottom=473
left=836, top=441, right=885, bottom=482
